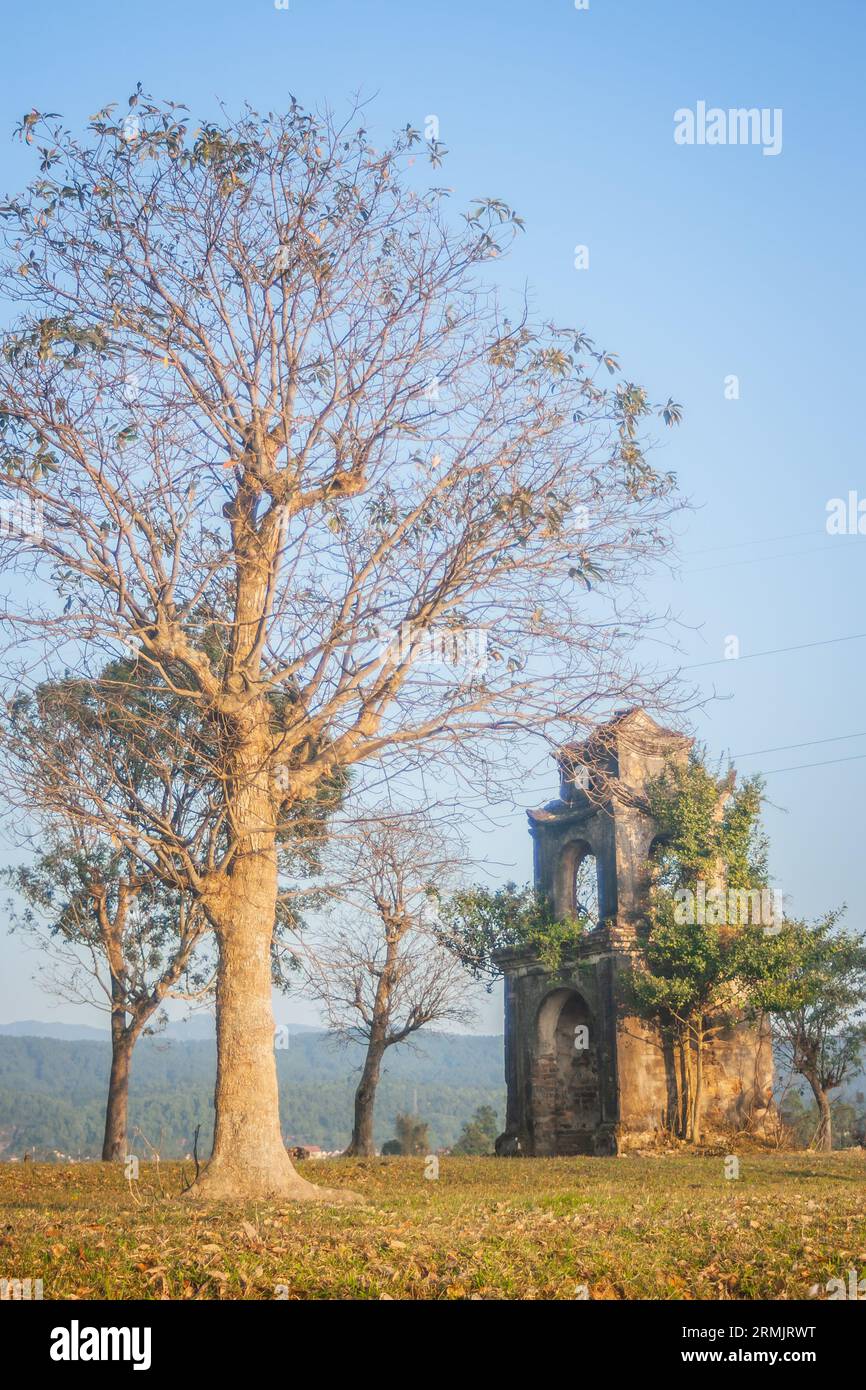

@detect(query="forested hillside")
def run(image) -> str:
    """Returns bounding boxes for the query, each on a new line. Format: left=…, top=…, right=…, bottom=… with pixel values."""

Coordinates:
left=0, top=1032, right=505, bottom=1159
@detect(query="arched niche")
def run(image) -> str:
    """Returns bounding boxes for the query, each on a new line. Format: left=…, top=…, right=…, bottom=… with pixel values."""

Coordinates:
left=535, top=987, right=601, bottom=1154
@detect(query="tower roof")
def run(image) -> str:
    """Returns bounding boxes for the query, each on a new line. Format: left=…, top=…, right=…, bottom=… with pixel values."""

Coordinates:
left=556, top=707, right=692, bottom=773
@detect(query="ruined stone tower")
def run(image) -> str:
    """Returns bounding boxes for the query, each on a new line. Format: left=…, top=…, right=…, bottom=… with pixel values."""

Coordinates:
left=498, top=709, right=774, bottom=1155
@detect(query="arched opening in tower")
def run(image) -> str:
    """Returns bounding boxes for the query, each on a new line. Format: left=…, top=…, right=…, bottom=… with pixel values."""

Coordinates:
left=572, top=848, right=600, bottom=929
left=534, top=988, right=601, bottom=1155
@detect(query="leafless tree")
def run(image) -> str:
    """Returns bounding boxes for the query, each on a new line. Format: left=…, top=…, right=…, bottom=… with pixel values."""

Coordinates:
left=0, top=90, right=684, bottom=1199
left=294, top=811, right=473, bottom=1156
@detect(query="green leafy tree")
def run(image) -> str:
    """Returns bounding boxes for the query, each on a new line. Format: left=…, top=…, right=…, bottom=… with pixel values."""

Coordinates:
left=644, top=756, right=768, bottom=898
left=631, top=755, right=771, bottom=1142
left=436, top=881, right=586, bottom=985
left=1, top=662, right=219, bottom=1161
left=394, top=1112, right=429, bottom=1156
left=4, top=833, right=211, bottom=1162
left=2, top=655, right=338, bottom=1162
left=743, top=913, right=866, bottom=1151
left=452, top=1104, right=499, bottom=1155
left=631, top=909, right=758, bottom=1142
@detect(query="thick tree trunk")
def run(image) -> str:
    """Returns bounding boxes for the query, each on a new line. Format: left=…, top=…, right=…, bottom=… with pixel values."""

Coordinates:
left=345, top=1044, right=385, bottom=1156
left=187, top=860, right=310, bottom=1199
left=102, top=1031, right=133, bottom=1162
left=804, top=1072, right=832, bottom=1152
left=183, top=510, right=359, bottom=1202
left=185, top=852, right=357, bottom=1202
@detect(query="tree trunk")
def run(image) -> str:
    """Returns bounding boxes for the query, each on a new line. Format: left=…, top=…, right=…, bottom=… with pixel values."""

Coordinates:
left=344, top=922, right=401, bottom=1157
left=102, top=1029, right=133, bottom=1162
left=678, top=1031, right=692, bottom=1140
left=183, top=504, right=358, bottom=1202
left=185, top=849, right=358, bottom=1202
left=188, top=858, right=310, bottom=1199
left=692, top=1017, right=705, bottom=1145
left=804, top=1071, right=832, bottom=1152
left=345, top=1043, right=385, bottom=1156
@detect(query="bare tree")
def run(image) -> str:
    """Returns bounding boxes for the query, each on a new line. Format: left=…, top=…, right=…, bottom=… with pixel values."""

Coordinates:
left=294, top=812, right=473, bottom=1156
left=0, top=90, right=683, bottom=1199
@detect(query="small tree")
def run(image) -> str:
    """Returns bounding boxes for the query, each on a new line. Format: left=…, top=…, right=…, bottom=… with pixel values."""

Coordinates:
left=631, top=910, right=753, bottom=1142
left=394, top=1112, right=429, bottom=1156
left=452, top=1104, right=499, bottom=1155
left=631, top=755, right=770, bottom=1142
left=297, top=814, right=473, bottom=1156
left=4, top=826, right=211, bottom=1161
left=1, top=658, right=332, bottom=1162
left=744, top=913, right=866, bottom=1151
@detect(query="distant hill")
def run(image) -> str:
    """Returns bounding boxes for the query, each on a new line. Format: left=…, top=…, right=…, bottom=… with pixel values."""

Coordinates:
left=0, top=1029, right=505, bottom=1160
left=0, top=1019, right=108, bottom=1042
left=0, top=1015, right=322, bottom=1042
left=1, top=1026, right=863, bottom=1162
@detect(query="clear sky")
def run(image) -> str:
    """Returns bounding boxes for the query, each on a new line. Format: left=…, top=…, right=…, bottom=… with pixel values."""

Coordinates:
left=0, top=0, right=863, bottom=1032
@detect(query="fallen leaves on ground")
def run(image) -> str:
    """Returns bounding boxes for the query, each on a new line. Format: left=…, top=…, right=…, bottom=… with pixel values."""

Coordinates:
left=0, top=1152, right=863, bottom=1300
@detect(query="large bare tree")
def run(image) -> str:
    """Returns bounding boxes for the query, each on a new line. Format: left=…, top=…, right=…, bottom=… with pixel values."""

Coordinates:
left=0, top=90, right=682, bottom=1199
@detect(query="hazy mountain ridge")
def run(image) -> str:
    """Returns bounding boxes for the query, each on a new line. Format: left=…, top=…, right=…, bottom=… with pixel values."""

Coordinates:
left=0, top=1016, right=322, bottom=1042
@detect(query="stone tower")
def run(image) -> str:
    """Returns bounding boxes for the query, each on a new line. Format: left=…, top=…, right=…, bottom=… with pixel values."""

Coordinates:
left=498, top=709, right=774, bottom=1155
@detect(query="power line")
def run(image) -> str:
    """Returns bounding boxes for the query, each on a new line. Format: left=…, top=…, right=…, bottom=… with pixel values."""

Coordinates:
left=682, top=527, right=824, bottom=556
left=760, top=751, right=866, bottom=776
left=679, top=630, right=866, bottom=671
left=734, top=732, right=866, bottom=759
left=688, top=540, right=862, bottom=575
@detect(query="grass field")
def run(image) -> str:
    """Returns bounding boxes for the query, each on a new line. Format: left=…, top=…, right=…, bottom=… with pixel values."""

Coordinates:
left=1, top=1151, right=864, bottom=1300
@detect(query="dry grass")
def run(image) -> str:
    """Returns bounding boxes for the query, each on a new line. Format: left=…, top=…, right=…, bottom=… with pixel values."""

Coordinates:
left=1, top=1151, right=864, bottom=1300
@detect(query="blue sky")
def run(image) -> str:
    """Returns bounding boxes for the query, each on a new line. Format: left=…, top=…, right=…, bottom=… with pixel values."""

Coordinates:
left=0, top=0, right=864, bottom=1030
